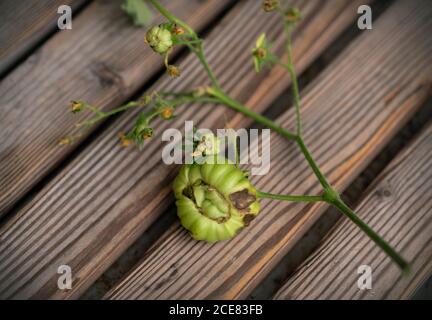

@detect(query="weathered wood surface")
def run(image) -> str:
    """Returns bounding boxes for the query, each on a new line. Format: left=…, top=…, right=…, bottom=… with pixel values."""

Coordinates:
left=0, top=0, right=230, bottom=215
left=106, top=0, right=432, bottom=299
left=0, top=0, right=364, bottom=299
left=0, top=0, right=88, bottom=76
left=274, top=123, right=432, bottom=300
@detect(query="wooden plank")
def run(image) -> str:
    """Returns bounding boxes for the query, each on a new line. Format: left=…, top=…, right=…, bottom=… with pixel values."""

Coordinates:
left=0, top=0, right=230, bottom=215
left=106, top=0, right=432, bottom=299
left=274, top=123, right=432, bottom=300
left=0, top=0, right=88, bottom=76
left=0, top=0, right=364, bottom=299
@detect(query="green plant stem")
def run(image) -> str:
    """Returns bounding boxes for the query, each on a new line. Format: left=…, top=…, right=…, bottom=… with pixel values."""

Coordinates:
left=281, top=23, right=408, bottom=272
left=195, top=42, right=221, bottom=89
left=329, top=195, right=410, bottom=273
left=77, top=95, right=218, bottom=128
left=83, top=103, right=105, bottom=117
left=208, top=87, right=297, bottom=141
left=257, top=191, right=323, bottom=202
left=280, top=22, right=332, bottom=192
left=296, top=136, right=332, bottom=191
left=77, top=101, right=141, bottom=127
left=175, top=39, right=202, bottom=46
left=286, top=65, right=302, bottom=135
left=284, top=26, right=302, bottom=137
left=148, top=0, right=195, bottom=36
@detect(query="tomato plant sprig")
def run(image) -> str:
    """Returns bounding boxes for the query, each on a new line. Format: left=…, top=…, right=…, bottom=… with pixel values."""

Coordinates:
left=62, top=0, right=409, bottom=272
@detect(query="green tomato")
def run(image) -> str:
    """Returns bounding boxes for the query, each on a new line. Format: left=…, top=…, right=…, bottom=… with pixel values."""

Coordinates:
left=173, top=158, right=260, bottom=242
left=145, top=26, right=173, bottom=54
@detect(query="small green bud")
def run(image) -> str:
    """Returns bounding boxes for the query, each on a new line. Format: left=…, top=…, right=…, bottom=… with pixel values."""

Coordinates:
left=126, top=112, right=155, bottom=145
left=285, top=7, right=302, bottom=24
left=252, top=33, right=269, bottom=73
left=145, top=25, right=173, bottom=54
left=142, top=127, right=153, bottom=139
left=141, top=94, right=153, bottom=105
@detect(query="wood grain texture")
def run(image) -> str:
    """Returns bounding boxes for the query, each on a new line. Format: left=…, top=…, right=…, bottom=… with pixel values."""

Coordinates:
left=274, top=123, right=432, bottom=300
left=106, top=0, right=432, bottom=299
left=0, top=0, right=88, bottom=76
left=0, top=0, right=363, bottom=299
left=0, top=0, right=230, bottom=215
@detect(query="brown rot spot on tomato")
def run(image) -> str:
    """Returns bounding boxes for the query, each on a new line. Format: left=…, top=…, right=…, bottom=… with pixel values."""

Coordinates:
left=243, top=214, right=256, bottom=226
left=230, top=189, right=256, bottom=210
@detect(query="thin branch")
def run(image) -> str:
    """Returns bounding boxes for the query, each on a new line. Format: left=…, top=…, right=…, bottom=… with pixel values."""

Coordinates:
left=257, top=191, right=324, bottom=203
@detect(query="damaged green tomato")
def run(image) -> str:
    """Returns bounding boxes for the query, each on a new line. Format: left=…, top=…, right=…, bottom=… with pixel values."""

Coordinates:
left=173, top=158, right=260, bottom=242
left=145, top=25, right=173, bottom=54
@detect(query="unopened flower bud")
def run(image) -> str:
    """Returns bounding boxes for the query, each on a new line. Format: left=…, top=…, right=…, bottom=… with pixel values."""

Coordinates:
left=70, top=101, right=83, bottom=113
left=285, top=7, right=302, bottom=24
left=167, top=65, right=180, bottom=78
left=142, top=127, right=153, bottom=139
left=252, top=33, right=269, bottom=72
left=58, top=137, right=72, bottom=145
left=160, top=106, right=174, bottom=119
left=257, top=47, right=266, bottom=59
left=262, top=0, right=279, bottom=12
left=140, top=94, right=153, bottom=106
left=145, top=25, right=173, bottom=54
